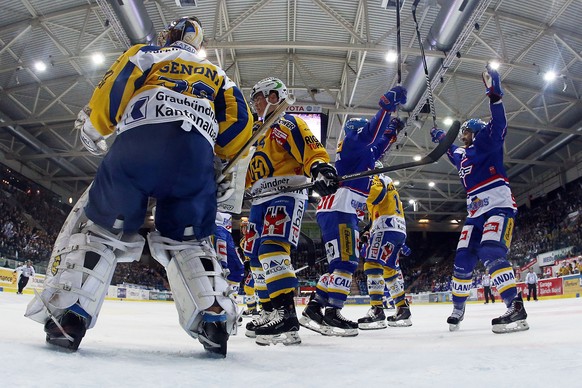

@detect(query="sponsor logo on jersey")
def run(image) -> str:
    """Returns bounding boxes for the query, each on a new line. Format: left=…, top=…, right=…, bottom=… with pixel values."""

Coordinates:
left=51, top=255, right=62, bottom=276
left=467, top=196, right=489, bottom=216
left=290, top=200, right=304, bottom=245
left=278, top=119, right=296, bottom=130
left=483, top=221, right=500, bottom=234
left=270, top=127, right=288, bottom=146
left=339, top=224, right=354, bottom=257
left=491, top=270, right=515, bottom=289
left=262, top=257, right=292, bottom=277
left=159, top=62, right=221, bottom=86
left=452, top=279, right=472, bottom=294
left=325, top=240, right=338, bottom=261
left=263, top=206, right=290, bottom=237
left=317, top=193, right=336, bottom=210
left=217, top=240, right=227, bottom=258
left=328, top=273, right=352, bottom=290
left=503, top=218, right=514, bottom=247
left=304, top=135, right=323, bottom=150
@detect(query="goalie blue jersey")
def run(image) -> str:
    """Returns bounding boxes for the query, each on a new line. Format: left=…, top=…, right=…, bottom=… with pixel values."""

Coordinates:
left=446, top=103, right=517, bottom=218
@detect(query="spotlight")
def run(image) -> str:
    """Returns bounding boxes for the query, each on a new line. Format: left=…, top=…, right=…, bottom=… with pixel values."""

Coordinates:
left=443, top=117, right=453, bottom=126
left=428, top=181, right=435, bottom=188
left=198, top=48, right=207, bottom=59
left=385, top=50, right=398, bottom=63
left=488, top=61, right=500, bottom=70
left=34, top=61, right=47, bottom=72
left=543, top=71, right=557, bottom=82
left=413, top=155, right=422, bottom=161
left=92, top=52, right=105, bottom=65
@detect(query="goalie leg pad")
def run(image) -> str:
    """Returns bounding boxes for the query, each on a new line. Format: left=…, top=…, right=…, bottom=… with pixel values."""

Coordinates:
left=25, top=221, right=145, bottom=330
left=163, top=238, right=238, bottom=340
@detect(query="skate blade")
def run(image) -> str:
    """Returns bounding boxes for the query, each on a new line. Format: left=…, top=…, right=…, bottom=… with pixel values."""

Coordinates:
left=387, top=319, right=412, bottom=327
left=448, top=323, right=461, bottom=332
left=45, top=335, right=82, bottom=352
left=492, top=319, right=530, bottom=334
left=358, top=321, right=388, bottom=330
left=244, top=330, right=257, bottom=338
left=324, top=327, right=359, bottom=337
left=255, top=331, right=301, bottom=346
left=299, top=316, right=330, bottom=335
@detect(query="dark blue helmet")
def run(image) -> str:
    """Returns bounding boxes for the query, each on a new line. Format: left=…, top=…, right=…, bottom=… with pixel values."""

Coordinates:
left=344, top=118, right=368, bottom=136
left=461, top=118, right=487, bottom=134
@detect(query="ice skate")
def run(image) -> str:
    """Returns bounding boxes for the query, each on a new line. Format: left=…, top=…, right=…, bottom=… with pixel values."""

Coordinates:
left=242, top=308, right=259, bottom=318
left=197, top=311, right=229, bottom=358
left=386, top=301, right=412, bottom=327
left=299, top=300, right=330, bottom=335
left=255, top=307, right=301, bottom=346
left=322, top=307, right=358, bottom=337
left=491, top=293, right=529, bottom=334
left=447, top=305, right=465, bottom=332
left=245, top=308, right=275, bottom=338
left=44, top=310, right=87, bottom=351
left=358, top=306, right=387, bottom=330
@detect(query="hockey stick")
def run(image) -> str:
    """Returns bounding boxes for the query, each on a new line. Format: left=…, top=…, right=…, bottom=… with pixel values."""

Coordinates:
left=221, top=95, right=296, bottom=176
left=396, top=0, right=402, bottom=85
left=247, top=120, right=460, bottom=200
left=411, top=0, right=438, bottom=129
left=294, top=256, right=328, bottom=274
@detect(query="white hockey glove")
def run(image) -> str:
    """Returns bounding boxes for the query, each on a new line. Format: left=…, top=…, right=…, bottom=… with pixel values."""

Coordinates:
left=214, top=157, right=235, bottom=204
left=76, top=105, right=108, bottom=156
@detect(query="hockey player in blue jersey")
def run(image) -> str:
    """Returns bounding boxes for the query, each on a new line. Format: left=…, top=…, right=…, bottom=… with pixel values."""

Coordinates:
left=431, top=65, right=528, bottom=334
left=214, top=212, right=245, bottom=295
left=25, top=16, right=253, bottom=357
left=299, top=86, right=407, bottom=337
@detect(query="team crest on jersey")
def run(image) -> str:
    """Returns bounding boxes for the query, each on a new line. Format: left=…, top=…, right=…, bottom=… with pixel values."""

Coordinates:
left=380, top=242, right=394, bottom=264
left=243, top=223, right=259, bottom=253
left=459, top=165, right=473, bottom=179
left=263, top=206, right=290, bottom=236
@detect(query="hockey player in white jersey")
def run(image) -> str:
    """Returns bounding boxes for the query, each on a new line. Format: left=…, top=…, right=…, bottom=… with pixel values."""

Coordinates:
left=431, top=65, right=528, bottom=334
left=300, top=86, right=407, bottom=337
left=24, top=16, right=253, bottom=357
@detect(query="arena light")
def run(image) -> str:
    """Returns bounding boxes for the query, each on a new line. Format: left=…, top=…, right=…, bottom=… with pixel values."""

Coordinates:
left=488, top=60, right=500, bottom=70
left=408, top=199, right=415, bottom=205
left=198, top=48, right=207, bottom=59
left=543, top=70, right=557, bottom=82
left=34, top=61, right=47, bottom=72
left=92, top=52, right=105, bottom=65
left=385, top=50, right=398, bottom=63
left=68, top=197, right=73, bottom=204
left=428, top=181, right=435, bottom=188
left=413, top=155, right=422, bottom=161
left=443, top=117, right=453, bottom=126
left=393, top=180, right=400, bottom=186
left=418, top=219, right=430, bottom=223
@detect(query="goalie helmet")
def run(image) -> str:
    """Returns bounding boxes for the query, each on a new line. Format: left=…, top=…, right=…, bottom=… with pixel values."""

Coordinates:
left=461, top=118, right=486, bottom=135
left=344, top=118, right=368, bottom=136
left=250, top=77, right=288, bottom=106
left=157, top=16, right=204, bottom=50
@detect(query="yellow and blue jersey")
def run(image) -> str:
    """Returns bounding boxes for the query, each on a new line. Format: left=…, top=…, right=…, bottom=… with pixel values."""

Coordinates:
left=367, top=175, right=406, bottom=234
left=87, top=43, right=252, bottom=160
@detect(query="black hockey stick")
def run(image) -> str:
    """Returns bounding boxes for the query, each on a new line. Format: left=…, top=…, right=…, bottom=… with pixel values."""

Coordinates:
left=248, top=120, right=460, bottom=200
left=411, top=0, right=438, bottom=129
left=396, top=0, right=402, bottom=85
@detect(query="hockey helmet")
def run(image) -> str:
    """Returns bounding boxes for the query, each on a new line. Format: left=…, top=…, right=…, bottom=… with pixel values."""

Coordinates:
left=374, top=160, right=384, bottom=169
left=157, top=16, right=204, bottom=50
left=461, top=118, right=487, bottom=135
left=344, top=117, right=369, bottom=136
left=250, top=77, right=288, bottom=106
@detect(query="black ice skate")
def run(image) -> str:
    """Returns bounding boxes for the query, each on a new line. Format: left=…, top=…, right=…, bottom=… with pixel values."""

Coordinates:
left=44, top=310, right=87, bottom=351
left=299, top=300, right=330, bottom=335
left=447, top=305, right=465, bottom=332
left=491, top=292, right=529, bottom=334
left=386, top=301, right=412, bottom=327
left=255, top=307, right=301, bottom=346
left=197, top=311, right=229, bottom=358
left=245, top=308, right=275, bottom=338
left=242, top=308, right=259, bottom=318
left=358, top=306, right=387, bottom=330
left=322, top=307, right=359, bottom=337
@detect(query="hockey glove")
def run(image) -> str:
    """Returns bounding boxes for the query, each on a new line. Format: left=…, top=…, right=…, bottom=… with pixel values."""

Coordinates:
left=430, top=127, right=446, bottom=143
left=400, top=244, right=412, bottom=256
left=482, top=65, right=503, bottom=103
left=384, top=117, right=405, bottom=143
left=76, top=105, right=108, bottom=156
left=214, top=157, right=236, bottom=203
left=379, top=86, right=407, bottom=112
left=310, top=162, right=339, bottom=197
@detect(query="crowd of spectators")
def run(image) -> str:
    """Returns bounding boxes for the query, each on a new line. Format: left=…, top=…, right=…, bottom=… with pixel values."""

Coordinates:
left=3, top=163, right=582, bottom=296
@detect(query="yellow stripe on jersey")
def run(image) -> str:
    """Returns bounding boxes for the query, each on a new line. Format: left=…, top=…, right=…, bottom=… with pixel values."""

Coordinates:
left=245, top=114, right=330, bottom=187
left=87, top=44, right=252, bottom=161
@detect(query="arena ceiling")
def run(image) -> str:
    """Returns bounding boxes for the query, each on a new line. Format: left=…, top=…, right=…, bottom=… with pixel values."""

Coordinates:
left=1, top=0, right=581, bottom=231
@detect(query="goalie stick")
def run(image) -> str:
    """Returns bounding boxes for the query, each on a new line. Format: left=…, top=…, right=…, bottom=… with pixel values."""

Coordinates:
left=221, top=95, right=296, bottom=176
left=247, top=120, right=460, bottom=200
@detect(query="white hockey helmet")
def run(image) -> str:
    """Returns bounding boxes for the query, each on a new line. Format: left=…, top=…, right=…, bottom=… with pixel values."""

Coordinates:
left=250, top=77, right=288, bottom=106
left=157, top=16, right=204, bottom=50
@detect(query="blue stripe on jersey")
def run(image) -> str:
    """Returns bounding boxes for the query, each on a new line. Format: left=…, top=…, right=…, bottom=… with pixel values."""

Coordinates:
left=371, top=185, right=386, bottom=205
left=258, top=242, right=286, bottom=255
left=287, top=115, right=305, bottom=157
left=468, top=176, right=509, bottom=196
left=217, top=86, right=249, bottom=148
left=109, top=61, right=136, bottom=124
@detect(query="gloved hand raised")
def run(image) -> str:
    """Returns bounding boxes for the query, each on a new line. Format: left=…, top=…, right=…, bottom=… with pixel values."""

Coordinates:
left=482, top=65, right=503, bottom=103
left=400, top=244, right=412, bottom=256
left=76, top=105, right=108, bottom=156
left=430, top=127, right=446, bottom=143
left=310, top=162, right=339, bottom=197
left=384, top=117, right=405, bottom=143
left=379, top=86, right=407, bottom=112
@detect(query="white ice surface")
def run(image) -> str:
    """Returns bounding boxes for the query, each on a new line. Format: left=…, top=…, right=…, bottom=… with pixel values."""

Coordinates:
left=1, top=292, right=580, bottom=388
